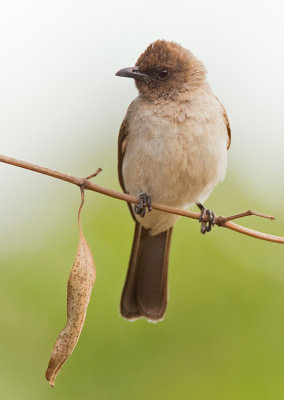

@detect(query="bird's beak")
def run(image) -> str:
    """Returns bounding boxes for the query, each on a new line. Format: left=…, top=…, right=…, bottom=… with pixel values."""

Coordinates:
left=115, top=67, right=149, bottom=82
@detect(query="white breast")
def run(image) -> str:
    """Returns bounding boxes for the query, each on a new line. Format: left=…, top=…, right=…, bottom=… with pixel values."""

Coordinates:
left=122, top=90, right=228, bottom=234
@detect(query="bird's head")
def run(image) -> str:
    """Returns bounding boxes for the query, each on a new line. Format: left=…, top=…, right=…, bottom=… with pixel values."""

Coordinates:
left=116, top=40, right=207, bottom=102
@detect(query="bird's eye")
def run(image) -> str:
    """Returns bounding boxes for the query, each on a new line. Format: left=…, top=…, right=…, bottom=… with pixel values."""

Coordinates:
left=158, top=69, right=169, bottom=80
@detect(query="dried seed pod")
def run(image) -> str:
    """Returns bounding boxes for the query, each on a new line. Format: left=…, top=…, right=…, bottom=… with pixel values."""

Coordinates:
left=46, top=188, right=96, bottom=387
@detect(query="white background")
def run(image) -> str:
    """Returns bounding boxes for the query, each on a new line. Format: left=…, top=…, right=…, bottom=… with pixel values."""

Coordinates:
left=0, top=0, right=283, bottom=240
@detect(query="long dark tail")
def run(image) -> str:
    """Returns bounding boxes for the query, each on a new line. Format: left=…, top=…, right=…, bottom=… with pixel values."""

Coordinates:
left=120, top=222, right=173, bottom=322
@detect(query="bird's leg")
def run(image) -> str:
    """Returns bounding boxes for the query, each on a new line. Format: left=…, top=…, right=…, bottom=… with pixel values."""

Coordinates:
left=197, top=203, right=216, bottom=234
left=134, top=192, right=152, bottom=218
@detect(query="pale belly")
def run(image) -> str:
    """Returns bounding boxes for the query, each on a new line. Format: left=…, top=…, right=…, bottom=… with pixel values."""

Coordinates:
left=122, top=102, right=228, bottom=234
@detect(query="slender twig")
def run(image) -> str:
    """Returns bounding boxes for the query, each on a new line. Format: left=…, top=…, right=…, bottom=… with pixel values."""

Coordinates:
left=86, top=168, right=102, bottom=180
left=0, top=154, right=283, bottom=244
left=222, top=209, right=275, bottom=222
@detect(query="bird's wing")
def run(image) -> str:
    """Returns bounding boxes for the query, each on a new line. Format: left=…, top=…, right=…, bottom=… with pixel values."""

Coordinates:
left=118, top=116, right=136, bottom=220
left=118, top=117, right=129, bottom=193
left=215, top=97, right=231, bottom=150
left=223, top=105, right=231, bottom=150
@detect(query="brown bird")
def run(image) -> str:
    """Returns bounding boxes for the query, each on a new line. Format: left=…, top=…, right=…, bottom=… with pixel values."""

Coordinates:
left=116, top=40, right=231, bottom=322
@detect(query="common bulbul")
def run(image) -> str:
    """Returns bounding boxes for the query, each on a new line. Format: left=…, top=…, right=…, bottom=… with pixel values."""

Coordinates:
left=116, top=40, right=231, bottom=322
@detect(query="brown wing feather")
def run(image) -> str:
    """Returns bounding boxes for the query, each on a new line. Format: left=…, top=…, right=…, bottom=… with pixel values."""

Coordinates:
left=118, top=118, right=129, bottom=193
left=118, top=117, right=136, bottom=220
left=223, top=106, right=231, bottom=150
left=215, top=96, right=231, bottom=150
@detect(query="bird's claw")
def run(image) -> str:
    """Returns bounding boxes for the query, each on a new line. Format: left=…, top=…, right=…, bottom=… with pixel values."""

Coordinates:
left=134, top=192, right=152, bottom=218
left=198, top=205, right=216, bottom=234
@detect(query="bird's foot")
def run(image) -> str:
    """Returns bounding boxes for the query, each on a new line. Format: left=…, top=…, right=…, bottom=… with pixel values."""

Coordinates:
left=134, top=193, right=152, bottom=218
left=197, top=203, right=216, bottom=234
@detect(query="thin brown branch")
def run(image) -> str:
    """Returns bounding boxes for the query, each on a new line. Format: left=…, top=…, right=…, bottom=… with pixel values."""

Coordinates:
left=222, top=209, right=275, bottom=222
left=0, top=154, right=283, bottom=244
left=86, top=168, right=102, bottom=180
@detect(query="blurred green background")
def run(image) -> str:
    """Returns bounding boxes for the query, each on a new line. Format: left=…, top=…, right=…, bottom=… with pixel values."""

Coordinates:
left=0, top=152, right=283, bottom=400
left=1, top=0, right=284, bottom=399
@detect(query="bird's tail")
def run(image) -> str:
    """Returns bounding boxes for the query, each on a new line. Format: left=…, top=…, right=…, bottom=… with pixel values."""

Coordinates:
left=120, top=222, right=173, bottom=322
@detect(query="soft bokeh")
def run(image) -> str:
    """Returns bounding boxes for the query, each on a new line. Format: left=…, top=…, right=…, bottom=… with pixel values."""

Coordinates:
left=0, top=1, right=283, bottom=399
